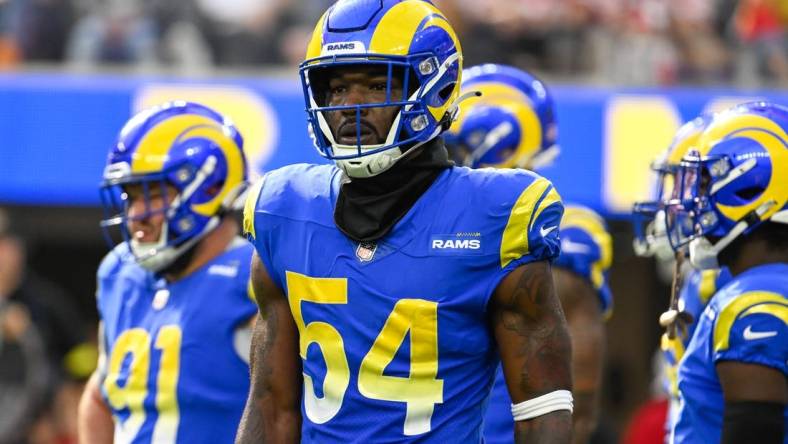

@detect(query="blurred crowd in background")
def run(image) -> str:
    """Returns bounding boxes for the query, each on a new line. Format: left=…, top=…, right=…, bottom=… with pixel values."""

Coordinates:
left=0, top=0, right=786, bottom=86
left=0, top=208, right=95, bottom=444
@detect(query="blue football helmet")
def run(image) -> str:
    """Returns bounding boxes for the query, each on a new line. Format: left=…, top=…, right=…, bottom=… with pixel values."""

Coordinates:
left=665, top=102, right=788, bottom=269
left=300, top=0, right=463, bottom=178
left=632, top=114, right=714, bottom=259
left=99, top=101, right=248, bottom=272
left=444, top=64, right=559, bottom=170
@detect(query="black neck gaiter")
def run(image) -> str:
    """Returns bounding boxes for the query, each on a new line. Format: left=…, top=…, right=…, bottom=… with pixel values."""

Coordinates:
left=334, top=138, right=453, bottom=242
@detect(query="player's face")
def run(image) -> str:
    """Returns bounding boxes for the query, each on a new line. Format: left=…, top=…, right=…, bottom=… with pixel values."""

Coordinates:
left=125, top=183, right=177, bottom=244
left=323, top=66, right=403, bottom=146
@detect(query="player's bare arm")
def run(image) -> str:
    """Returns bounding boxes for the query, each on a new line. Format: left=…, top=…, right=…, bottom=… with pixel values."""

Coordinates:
left=236, top=252, right=302, bottom=444
left=77, top=321, right=113, bottom=444
left=77, top=371, right=114, bottom=444
left=490, top=260, right=573, bottom=443
left=553, top=267, right=605, bottom=444
left=717, top=361, right=787, bottom=444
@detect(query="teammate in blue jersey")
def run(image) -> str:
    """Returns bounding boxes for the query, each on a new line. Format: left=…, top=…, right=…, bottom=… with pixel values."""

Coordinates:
left=77, top=102, right=258, bottom=444
left=235, top=1, right=573, bottom=443
left=444, top=63, right=612, bottom=444
left=632, top=114, right=733, bottom=439
left=663, top=102, right=788, bottom=444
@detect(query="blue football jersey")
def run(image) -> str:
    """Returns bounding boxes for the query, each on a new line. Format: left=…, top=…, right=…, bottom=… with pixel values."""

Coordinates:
left=244, top=163, right=563, bottom=443
left=483, top=203, right=613, bottom=444
left=661, top=267, right=731, bottom=436
left=672, top=263, right=788, bottom=444
left=96, top=239, right=258, bottom=444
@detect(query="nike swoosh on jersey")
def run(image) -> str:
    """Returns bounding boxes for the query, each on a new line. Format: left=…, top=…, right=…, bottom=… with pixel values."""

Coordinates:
left=560, top=239, right=591, bottom=254
left=540, top=225, right=558, bottom=237
left=743, top=325, right=778, bottom=341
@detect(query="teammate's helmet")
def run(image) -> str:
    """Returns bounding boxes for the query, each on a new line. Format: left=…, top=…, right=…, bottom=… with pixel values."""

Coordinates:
left=300, top=0, right=462, bottom=178
left=665, top=102, right=788, bottom=269
left=556, top=205, right=614, bottom=318
left=99, top=101, right=248, bottom=272
left=632, top=114, right=713, bottom=259
left=444, top=64, right=558, bottom=170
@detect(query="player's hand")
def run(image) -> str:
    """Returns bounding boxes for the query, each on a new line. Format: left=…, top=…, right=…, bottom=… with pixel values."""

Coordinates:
left=1, top=302, right=31, bottom=341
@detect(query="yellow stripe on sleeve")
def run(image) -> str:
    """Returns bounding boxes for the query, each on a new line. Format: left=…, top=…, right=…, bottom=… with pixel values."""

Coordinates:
left=660, top=332, right=685, bottom=397
left=247, top=278, right=257, bottom=303
left=529, top=186, right=562, bottom=233
left=698, top=269, right=719, bottom=304
left=500, top=177, right=551, bottom=268
left=242, top=177, right=265, bottom=240
left=713, top=291, right=788, bottom=353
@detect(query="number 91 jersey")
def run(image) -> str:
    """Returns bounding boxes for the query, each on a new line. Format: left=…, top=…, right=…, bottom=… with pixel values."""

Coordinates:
left=244, top=163, right=564, bottom=443
left=96, top=240, right=257, bottom=444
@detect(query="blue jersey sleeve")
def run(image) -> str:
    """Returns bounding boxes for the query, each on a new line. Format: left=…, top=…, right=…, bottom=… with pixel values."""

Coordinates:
left=243, top=175, right=282, bottom=290
left=498, top=176, right=563, bottom=274
left=95, top=244, right=135, bottom=320
left=713, top=291, right=788, bottom=376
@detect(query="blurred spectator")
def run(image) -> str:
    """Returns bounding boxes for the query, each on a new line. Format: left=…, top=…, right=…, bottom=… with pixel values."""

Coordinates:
left=733, top=0, right=788, bottom=85
left=445, top=0, right=600, bottom=73
left=669, top=0, right=732, bottom=83
left=275, top=0, right=334, bottom=67
left=600, top=0, right=680, bottom=85
left=0, top=0, right=73, bottom=67
left=15, top=0, right=73, bottom=62
left=0, top=302, right=49, bottom=444
left=151, top=0, right=212, bottom=68
left=66, top=0, right=157, bottom=65
left=194, top=0, right=290, bottom=66
left=0, top=0, right=780, bottom=87
left=0, top=0, right=21, bottom=67
left=0, top=209, right=95, bottom=444
left=0, top=211, right=49, bottom=443
left=0, top=212, right=91, bottom=374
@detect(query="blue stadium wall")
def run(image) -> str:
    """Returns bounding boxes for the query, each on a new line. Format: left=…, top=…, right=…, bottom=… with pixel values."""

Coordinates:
left=1, top=72, right=786, bottom=217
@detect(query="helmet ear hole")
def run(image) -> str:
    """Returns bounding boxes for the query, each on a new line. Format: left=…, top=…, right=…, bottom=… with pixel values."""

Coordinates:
left=437, top=83, right=454, bottom=102
left=735, top=186, right=764, bottom=200
left=205, top=183, right=222, bottom=198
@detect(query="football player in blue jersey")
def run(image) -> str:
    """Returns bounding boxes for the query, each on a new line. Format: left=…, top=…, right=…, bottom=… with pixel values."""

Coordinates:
left=77, top=102, right=258, bottom=444
left=632, top=114, right=732, bottom=441
left=236, top=1, right=573, bottom=443
left=663, top=102, right=788, bottom=444
left=443, top=63, right=613, bottom=444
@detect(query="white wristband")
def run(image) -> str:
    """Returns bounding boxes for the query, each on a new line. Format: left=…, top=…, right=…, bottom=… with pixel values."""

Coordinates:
left=511, top=390, right=573, bottom=421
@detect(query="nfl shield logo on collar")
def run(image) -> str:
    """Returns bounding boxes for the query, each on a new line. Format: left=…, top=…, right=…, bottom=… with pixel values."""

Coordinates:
left=356, top=241, right=377, bottom=262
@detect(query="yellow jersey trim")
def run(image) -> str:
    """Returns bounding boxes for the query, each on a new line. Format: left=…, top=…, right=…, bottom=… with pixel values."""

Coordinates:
left=242, top=177, right=266, bottom=240
left=713, top=291, right=788, bottom=353
left=500, top=178, right=551, bottom=268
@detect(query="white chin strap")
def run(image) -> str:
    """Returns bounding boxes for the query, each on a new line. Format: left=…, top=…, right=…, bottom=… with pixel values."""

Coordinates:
left=465, top=121, right=514, bottom=167
left=523, top=144, right=561, bottom=171
left=689, top=201, right=779, bottom=270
